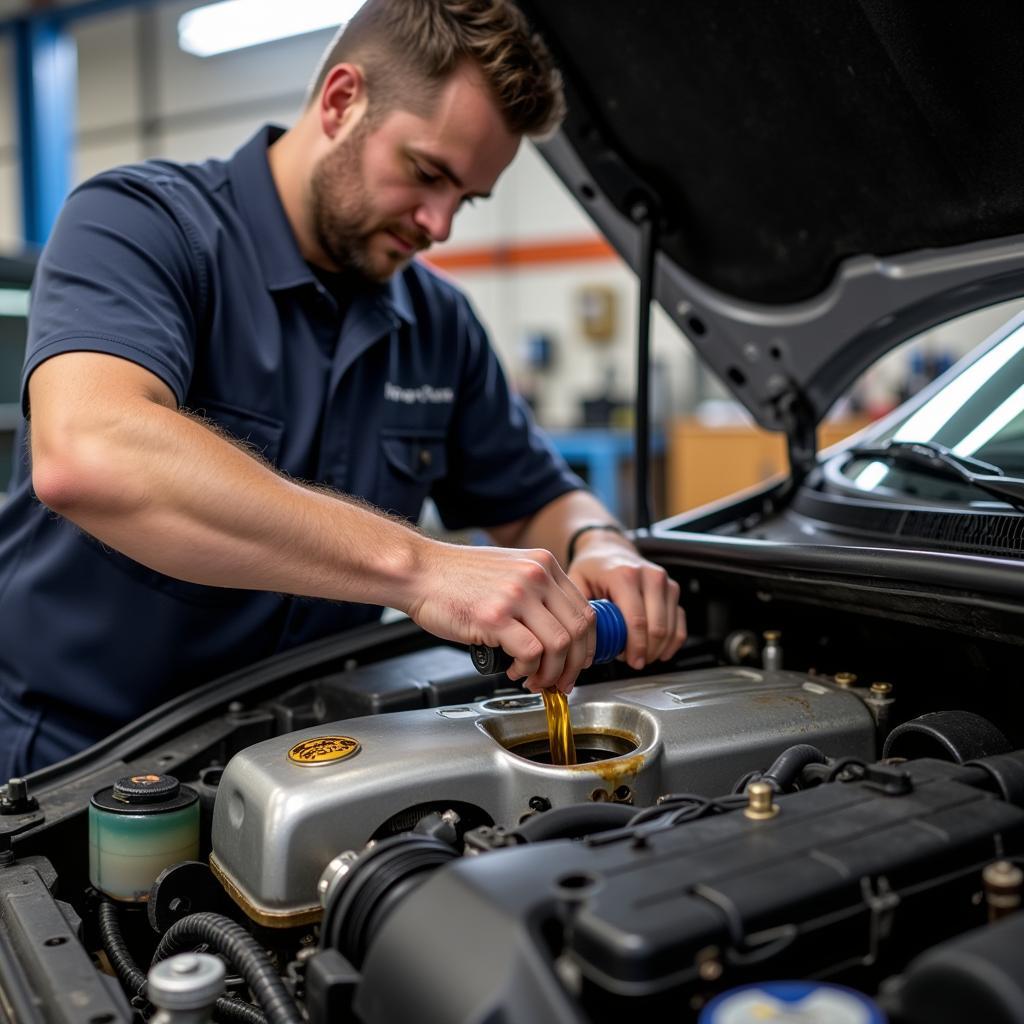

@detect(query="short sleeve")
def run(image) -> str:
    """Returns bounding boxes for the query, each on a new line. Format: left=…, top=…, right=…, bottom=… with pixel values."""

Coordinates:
left=21, top=169, right=205, bottom=415
left=430, top=296, right=585, bottom=530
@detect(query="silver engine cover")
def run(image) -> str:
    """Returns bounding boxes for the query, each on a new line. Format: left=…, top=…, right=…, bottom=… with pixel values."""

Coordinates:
left=210, top=666, right=876, bottom=926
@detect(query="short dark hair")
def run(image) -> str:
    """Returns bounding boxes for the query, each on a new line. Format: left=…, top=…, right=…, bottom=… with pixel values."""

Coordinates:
left=307, top=0, right=566, bottom=138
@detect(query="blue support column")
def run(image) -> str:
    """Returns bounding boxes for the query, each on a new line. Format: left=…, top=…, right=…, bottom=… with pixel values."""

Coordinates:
left=15, top=16, right=77, bottom=247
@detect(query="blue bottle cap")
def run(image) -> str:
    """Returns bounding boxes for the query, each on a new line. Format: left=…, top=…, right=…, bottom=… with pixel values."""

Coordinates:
left=591, top=599, right=627, bottom=664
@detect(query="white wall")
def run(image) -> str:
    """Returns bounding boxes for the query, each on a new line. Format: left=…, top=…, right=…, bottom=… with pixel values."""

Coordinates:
left=0, top=32, right=19, bottom=251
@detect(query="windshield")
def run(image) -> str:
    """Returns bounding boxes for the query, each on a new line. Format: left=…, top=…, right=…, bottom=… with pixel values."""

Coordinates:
left=842, top=312, right=1024, bottom=502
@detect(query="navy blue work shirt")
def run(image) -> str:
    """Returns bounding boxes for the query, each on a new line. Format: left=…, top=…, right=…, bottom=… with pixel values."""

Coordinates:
left=0, top=125, right=583, bottom=773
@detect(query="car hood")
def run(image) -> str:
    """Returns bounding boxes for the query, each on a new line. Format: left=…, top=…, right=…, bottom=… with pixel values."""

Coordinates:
left=519, top=0, right=1024, bottom=436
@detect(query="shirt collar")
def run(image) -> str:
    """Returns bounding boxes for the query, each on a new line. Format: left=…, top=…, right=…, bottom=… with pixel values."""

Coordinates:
left=227, top=124, right=414, bottom=324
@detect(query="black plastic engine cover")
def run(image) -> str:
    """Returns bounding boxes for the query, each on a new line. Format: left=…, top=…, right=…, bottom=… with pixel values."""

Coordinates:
left=351, top=757, right=1024, bottom=1024
left=267, top=647, right=496, bottom=730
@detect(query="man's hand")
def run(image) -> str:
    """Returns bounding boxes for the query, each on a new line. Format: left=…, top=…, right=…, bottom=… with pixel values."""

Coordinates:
left=402, top=542, right=596, bottom=694
left=567, top=535, right=686, bottom=671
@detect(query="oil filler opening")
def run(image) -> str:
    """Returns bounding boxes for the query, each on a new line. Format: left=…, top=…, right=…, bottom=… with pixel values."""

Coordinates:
left=478, top=700, right=655, bottom=767
left=505, top=732, right=638, bottom=764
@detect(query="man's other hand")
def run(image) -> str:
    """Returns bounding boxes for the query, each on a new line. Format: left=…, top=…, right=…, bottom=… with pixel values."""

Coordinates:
left=568, top=540, right=686, bottom=671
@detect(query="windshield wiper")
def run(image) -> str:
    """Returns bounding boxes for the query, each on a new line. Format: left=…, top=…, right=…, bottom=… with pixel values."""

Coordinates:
left=845, top=439, right=1024, bottom=512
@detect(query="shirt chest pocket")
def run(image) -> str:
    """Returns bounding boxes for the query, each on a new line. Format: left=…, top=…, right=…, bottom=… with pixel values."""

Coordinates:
left=376, top=429, right=448, bottom=522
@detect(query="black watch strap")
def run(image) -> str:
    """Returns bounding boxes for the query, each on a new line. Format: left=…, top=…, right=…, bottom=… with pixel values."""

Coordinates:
left=566, top=523, right=625, bottom=564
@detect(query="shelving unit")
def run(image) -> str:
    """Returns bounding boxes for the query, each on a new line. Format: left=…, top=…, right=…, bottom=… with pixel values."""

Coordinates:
left=0, top=257, right=34, bottom=495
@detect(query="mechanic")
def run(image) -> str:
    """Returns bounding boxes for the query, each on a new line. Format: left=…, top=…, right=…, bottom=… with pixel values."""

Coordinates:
left=0, top=0, right=686, bottom=776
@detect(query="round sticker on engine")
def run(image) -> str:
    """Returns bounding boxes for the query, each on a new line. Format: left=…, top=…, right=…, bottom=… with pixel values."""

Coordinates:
left=287, top=736, right=361, bottom=765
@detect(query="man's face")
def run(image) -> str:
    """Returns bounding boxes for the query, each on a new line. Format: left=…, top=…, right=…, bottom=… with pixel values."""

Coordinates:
left=310, top=65, right=521, bottom=282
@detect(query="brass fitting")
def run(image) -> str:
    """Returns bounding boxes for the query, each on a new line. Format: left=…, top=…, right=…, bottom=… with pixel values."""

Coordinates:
left=983, top=860, right=1023, bottom=921
left=696, top=946, right=723, bottom=981
left=869, top=681, right=893, bottom=697
left=834, top=672, right=857, bottom=689
left=744, top=781, right=779, bottom=820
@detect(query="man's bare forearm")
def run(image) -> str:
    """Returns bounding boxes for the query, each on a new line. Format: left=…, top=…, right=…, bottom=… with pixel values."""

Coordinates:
left=488, top=489, right=633, bottom=566
left=33, top=394, right=429, bottom=610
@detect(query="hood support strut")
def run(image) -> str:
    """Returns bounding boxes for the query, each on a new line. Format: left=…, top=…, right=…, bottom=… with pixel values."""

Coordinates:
left=767, top=387, right=818, bottom=513
left=632, top=198, right=658, bottom=532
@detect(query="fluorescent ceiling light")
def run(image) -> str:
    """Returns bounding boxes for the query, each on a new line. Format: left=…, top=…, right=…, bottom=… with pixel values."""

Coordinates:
left=178, top=0, right=366, bottom=58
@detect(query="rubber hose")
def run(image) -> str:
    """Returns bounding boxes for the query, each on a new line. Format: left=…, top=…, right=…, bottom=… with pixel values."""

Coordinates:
left=97, top=900, right=147, bottom=995
left=153, top=912, right=302, bottom=1024
left=211, top=996, right=267, bottom=1024
left=98, top=901, right=266, bottom=1024
left=513, top=801, right=636, bottom=842
left=759, top=744, right=828, bottom=792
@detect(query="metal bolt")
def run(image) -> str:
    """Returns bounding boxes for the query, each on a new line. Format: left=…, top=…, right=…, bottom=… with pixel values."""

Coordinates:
left=630, top=200, right=651, bottom=223
left=696, top=946, right=723, bottom=981
left=762, top=630, right=783, bottom=671
left=869, top=681, right=893, bottom=697
left=698, top=958, right=723, bottom=981
left=168, top=897, right=190, bottom=916
left=984, top=860, right=1022, bottom=886
left=983, top=860, right=1023, bottom=921
left=744, top=781, right=779, bottom=821
left=6, top=779, right=27, bottom=803
left=834, top=672, right=857, bottom=689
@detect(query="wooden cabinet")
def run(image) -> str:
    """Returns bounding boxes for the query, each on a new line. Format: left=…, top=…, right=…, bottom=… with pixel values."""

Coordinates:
left=667, top=416, right=873, bottom=513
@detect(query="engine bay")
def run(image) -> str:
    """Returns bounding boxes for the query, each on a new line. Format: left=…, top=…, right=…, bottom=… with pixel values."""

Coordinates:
left=3, top=557, right=1024, bottom=1024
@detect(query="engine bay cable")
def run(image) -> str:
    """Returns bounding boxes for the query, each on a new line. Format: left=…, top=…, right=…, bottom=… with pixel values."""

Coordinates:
left=97, top=900, right=267, bottom=1024
left=152, top=913, right=302, bottom=1024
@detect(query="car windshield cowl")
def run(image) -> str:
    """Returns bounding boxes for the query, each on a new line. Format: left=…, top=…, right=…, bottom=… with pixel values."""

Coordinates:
left=845, top=440, right=1024, bottom=513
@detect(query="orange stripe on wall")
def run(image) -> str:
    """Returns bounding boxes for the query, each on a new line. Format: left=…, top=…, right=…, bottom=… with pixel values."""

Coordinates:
left=424, top=236, right=617, bottom=273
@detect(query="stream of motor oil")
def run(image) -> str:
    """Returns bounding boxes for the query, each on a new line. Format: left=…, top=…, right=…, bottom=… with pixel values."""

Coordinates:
left=542, top=689, right=577, bottom=766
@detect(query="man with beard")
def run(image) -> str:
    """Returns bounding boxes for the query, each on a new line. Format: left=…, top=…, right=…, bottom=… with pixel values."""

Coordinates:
left=0, top=0, right=685, bottom=773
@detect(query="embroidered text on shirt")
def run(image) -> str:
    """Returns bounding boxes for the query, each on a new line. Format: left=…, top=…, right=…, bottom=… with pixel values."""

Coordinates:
left=384, top=382, right=455, bottom=405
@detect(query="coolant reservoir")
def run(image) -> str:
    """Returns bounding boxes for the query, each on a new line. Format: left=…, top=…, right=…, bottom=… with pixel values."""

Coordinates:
left=89, top=773, right=199, bottom=902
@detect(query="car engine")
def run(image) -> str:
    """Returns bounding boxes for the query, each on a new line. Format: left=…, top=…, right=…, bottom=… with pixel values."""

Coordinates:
left=3, top=612, right=1024, bottom=1024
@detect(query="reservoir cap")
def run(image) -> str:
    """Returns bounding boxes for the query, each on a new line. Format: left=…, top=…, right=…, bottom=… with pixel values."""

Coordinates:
left=114, top=774, right=180, bottom=804
left=92, top=774, right=198, bottom=816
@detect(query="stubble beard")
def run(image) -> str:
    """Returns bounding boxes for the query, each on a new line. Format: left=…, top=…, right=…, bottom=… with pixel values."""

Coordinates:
left=309, top=120, right=414, bottom=284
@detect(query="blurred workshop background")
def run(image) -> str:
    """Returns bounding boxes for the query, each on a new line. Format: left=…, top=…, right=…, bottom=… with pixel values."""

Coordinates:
left=2, top=0, right=1020, bottom=520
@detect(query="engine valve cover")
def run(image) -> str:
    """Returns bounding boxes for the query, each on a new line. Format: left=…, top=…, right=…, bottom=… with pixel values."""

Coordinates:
left=210, top=666, right=875, bottom=925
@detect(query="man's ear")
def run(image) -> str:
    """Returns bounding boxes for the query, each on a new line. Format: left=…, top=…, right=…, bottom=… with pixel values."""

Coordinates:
left=318, top=63, right=368, bottom=139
